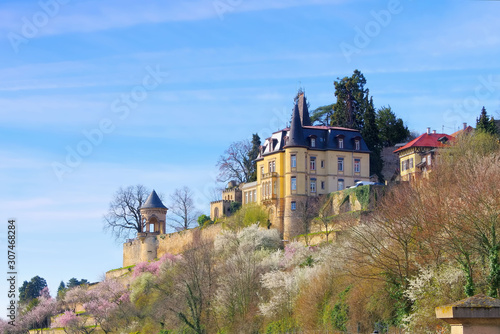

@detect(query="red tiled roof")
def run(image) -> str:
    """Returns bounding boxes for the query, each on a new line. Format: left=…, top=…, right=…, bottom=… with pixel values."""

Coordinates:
left=394, top=133, right=455, bottom=153
left=451, top=126, right=474, bottom=137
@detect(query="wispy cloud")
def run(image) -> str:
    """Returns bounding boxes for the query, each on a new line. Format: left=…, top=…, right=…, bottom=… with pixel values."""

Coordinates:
left=0, top=0, right=346, bottom=38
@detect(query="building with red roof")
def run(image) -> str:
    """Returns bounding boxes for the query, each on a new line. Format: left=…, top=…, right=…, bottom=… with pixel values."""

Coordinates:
left=451, top=123, right=474, bottom=138
left=394, top=128, right=455, bottom=182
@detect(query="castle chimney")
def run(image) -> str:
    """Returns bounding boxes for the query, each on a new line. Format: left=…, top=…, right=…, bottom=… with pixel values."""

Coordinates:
left=463, top=122, right=467, bottom=130
left=427, top=127, right=431, bottom=135
left=432, top=130, right=436, bottom=134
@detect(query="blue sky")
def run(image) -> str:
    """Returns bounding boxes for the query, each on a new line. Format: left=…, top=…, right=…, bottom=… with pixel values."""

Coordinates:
left=1, top=0, right=500, bottom=315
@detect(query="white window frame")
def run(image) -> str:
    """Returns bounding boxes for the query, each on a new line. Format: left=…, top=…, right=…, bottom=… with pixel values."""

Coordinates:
left=338, top=158, right=344, bottom=172
left=354, top=159, right=360, bottom=173
left=310, top=180, right=316, bottom=193
left=310, top=157, right=316, bottom=170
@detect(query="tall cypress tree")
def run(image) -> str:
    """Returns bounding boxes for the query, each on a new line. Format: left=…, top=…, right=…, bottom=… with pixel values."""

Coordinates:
left=246, top=133, right=261, bottom=182
left=361, top=96, right=384, bottom=181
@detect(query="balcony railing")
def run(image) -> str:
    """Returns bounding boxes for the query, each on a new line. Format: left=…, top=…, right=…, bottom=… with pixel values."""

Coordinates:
left=262, top=172, right=278, bottom=179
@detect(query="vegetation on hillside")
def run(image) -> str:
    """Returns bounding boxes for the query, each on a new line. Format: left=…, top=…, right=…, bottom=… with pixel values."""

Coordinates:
left=3, top=132, right=499, bottom=334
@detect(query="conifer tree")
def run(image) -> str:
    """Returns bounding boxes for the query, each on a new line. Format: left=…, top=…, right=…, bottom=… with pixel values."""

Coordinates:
left=376, top=106, right=410, bottom=147
left=361, top=96, right=383, bottom=180
left=331, top=69, right=367, bottom=129
left=476, top=106, right=497, bottom=135
left=19, top=276, right=48, bottom=304
left=246, top=133, right=261, bottom=182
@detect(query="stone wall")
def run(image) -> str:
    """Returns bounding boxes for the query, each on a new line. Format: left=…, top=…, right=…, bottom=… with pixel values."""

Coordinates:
left=330, top=184, right=384, bottom=214
left=123, top=223, right=223, bottom=267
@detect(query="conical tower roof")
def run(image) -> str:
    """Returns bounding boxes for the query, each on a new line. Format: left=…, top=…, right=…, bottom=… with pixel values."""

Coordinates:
left=297, top=92, right=311, bottom=126
left=285, top=103, right=306, bottom=147
left=141, top=190, right=167, bottom=209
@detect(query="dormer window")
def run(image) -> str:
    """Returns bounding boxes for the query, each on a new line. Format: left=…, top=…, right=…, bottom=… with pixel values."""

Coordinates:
left=355, top=140, right=360, bottom=150
left=311, top=137, right=316, bottom=147
left=338, top=138, right=344, bottom=149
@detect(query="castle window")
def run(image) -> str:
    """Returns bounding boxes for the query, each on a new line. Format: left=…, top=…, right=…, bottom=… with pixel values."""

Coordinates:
left=273, top=181, right=277, bottom=195
left=261, top=166, right=264, bottom=176
left=291, top=201, right=296, bottom=211
left=321, top=181, right=325, bottom=190
left=310, top=180, right=316, bottom=193
left=291, top=154, right=297, bottom=168
left=355, top=140, right=360, bottom=150
left=291, top=176, right=297, bottom=191
left=410, top=157, right=414, bottom=169
left=272, top=161, right=276, bottom=172
left=338, top=157, right=344, bottom=172
left=338, top=138, right=344, bottom=149
left=338, top=179, right=344, bottom=191
left=311, top=137, right=316, bottom=147
left=149, top=224, right=155, bottom=233
left=310, top=157, right=316, bottom=170
left=354, top=159, right=360, bottom=173
left=321, top=160, right=325, bottom=168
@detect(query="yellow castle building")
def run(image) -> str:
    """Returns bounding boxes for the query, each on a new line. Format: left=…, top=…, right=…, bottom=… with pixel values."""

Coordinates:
left=218, top=92, right=371, bottom=240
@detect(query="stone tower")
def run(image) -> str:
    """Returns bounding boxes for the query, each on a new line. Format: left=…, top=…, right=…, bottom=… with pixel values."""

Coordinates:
left=137, top=190, right=167, bottom=263
left=140, top=190, right=167, bottom=234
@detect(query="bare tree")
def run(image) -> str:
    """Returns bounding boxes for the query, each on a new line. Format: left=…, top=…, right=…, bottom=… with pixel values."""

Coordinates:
left=294, top=196, right=320, bottom=245
left=175, top=241, right=218, bottom=334
left=168, top=186, right=200, bottom=231
left=216, top=139, right=252, bottom=184
left=313, top=195, right=336, bottom=243
left=103, top=184, right=150, bottom=241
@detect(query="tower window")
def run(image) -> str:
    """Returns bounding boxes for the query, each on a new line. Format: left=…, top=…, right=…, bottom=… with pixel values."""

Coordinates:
left=291, top=201, right=296, bottom=211
left=291, top=176, right=297, bottom=191
left=291, top=154, right=297, bottom=168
